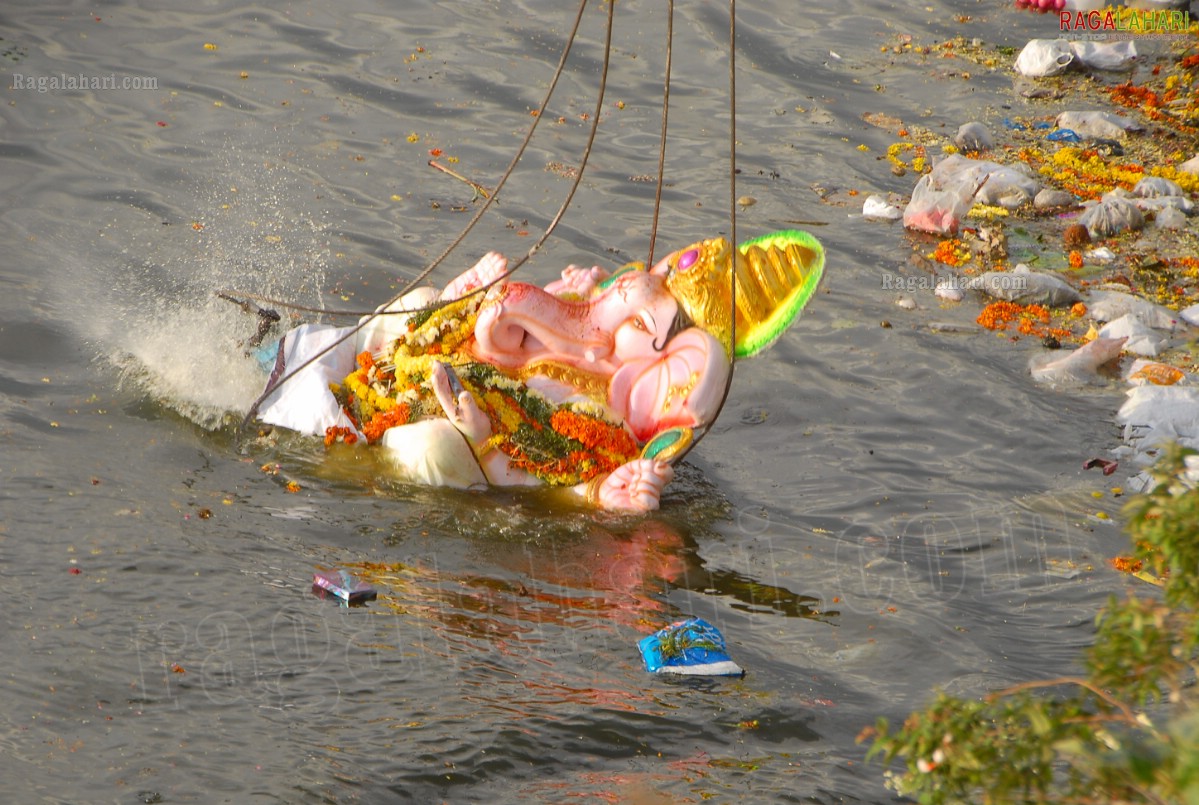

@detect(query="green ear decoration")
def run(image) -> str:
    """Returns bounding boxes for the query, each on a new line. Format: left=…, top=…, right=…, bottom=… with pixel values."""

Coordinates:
left=733, top=229, right=824, bottom=359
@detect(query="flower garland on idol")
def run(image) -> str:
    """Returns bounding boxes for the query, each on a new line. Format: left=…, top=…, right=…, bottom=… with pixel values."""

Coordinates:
left=327, top=291, right=639, bottom=486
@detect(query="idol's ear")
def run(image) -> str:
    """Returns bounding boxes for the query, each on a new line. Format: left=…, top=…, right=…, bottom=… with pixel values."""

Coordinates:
left=733, top=230, right=824, bottom=359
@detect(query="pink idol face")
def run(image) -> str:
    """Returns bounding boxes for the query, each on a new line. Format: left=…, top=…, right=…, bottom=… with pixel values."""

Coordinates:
left=590, top=269, right=681, bottom=366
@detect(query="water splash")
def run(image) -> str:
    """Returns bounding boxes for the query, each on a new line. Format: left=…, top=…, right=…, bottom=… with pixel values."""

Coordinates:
left=86, top=155, right=335, bottom=429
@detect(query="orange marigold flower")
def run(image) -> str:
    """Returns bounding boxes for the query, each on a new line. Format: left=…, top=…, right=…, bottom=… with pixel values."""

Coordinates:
left=1110, top=556, right=1143, bottom=574
left=1070, top=302, right=1087, bottom=317
left=1068, top=250, right=1083, bottom=269
left=356, top=351, right=375, bottom=371
left=362, top=404, right=412, bottom=444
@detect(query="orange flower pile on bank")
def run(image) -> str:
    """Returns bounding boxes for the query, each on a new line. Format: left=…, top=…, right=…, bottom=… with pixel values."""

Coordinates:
left=976, top=301, right=1072, bottom=340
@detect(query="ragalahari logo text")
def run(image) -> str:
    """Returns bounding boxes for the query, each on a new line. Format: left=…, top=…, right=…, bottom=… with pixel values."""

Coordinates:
left=1060, top=9, right=1191, bottom=35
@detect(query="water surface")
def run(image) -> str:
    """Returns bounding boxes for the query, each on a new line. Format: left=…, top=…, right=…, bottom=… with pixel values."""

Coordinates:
left=0, top=2, right=1140, bottom=802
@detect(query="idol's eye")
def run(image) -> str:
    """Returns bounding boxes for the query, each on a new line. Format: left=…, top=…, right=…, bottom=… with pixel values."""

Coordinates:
left=632, top=310, right=655, bottom=333
left=677, top=248, right=699, bottom=271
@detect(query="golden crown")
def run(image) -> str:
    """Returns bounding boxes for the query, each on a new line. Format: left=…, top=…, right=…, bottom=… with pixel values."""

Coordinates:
left=664, top=231, right=825, bottom=359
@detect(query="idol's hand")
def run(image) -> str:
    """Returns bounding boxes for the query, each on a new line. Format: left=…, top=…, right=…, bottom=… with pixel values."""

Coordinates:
left=430, top=362, right=491, bottom=446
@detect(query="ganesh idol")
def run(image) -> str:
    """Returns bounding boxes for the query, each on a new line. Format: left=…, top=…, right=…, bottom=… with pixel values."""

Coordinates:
left=254, top=231, right=824, bottom=512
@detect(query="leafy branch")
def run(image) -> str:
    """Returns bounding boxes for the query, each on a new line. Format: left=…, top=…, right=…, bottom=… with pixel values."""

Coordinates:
left=862, top=445, right=1199, bottom=804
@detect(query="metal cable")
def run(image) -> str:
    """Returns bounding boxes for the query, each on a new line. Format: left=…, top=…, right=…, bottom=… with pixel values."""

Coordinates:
left=645, top=0, right=673, bottom=270
left=237, top=0, right=598, bottom=438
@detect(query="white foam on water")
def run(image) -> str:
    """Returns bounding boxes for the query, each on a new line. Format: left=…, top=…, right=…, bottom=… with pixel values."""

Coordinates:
left=68, top=154, right=335, bottom=429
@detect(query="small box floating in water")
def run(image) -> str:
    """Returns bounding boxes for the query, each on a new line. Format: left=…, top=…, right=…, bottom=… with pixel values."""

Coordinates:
left=312, top=569, right=377, bottom=605
left=638, top=617, right=744, bottom=677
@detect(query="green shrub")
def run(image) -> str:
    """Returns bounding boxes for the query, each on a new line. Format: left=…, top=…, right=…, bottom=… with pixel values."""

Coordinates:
left=863, top=445, right=1199, bottom=805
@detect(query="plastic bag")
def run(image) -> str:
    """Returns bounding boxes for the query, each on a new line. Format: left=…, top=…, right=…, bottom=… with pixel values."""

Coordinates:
left=939, top=154, right=1039, bottom=208
left=1055, top=110, right=1141, bottom=139
left=954, top=122, right=992, bottom=152
left=1098, top=313, right=1168, bottom=357
left=1078, top=196, right=1144, bottom=238
left=1133, top=176, right=1183, bottom=198
left=1069, top=40, right=1137, bottom=71
left=1034, top=188, right=1078, bottom=209
left=967, top=264, right=1080, bottom=307
left=1087, top=290, right=1182, bottom=331
left=862, top=194, right=902, bottom=220
left=1117, top=385, right=1199, bottom=452
left=1014, top=39, right=1074, bottom=78
left=1030, top=336, right=1126, bottom=384
left=902, top=172, right=978, bottom=235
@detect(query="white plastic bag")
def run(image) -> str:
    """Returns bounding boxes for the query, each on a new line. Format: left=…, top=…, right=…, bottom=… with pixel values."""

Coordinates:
left=1015, top=39, right=1075, bottom=78
left=1133, top=176, right=1183, bottom=197
left=954, top=122, right=992, bottom=152
left=1055, top=110, right=1142, bottom=139
left=967, top=264, right=1080, bottom=307
left=1098, top=314, right=1168, bottom=357
left=1087, top=290, right=1181, bottom=330
left=1069, top=40, right=1137, bottom=71
left=1078, top=196, right=1145, bottom=237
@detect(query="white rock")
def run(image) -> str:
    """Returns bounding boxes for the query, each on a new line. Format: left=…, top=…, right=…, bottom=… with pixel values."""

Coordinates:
left=1085, top=247, right=1116, bottom=263
left=1087, top=290, right=1182, bottom=331
left=1098, top=314, right=1168, bottom=356
left=1179, top=155, right=1199, bottom=176
left=1015, top=39, right=1075, bottom=78
left=1069, top=40, right=1137, bottom=71
left=1055, top=110, right=1143, bottom=139
left=1030, top=336, right=1126, bottom=384
left=1181, top=304, right=1199, bottom=327
left=895, top=295, right=917, bottom=310
left=863, top=194, right=902, bottom=220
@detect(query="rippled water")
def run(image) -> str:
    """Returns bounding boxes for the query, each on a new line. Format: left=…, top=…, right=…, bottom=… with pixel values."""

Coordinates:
left=1, top=1, right=1145, bottom=802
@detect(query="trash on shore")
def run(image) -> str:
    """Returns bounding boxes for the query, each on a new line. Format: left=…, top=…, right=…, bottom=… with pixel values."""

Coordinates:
left=638, top=617, right=744, bottom=677
left=1086, top=290, right=1182, bottom=331
left=954, top=121, right=993, bottom=152
left=1097, top=314, right=1168, bottom=357
left=1078, top=194, right=1145, bottom=238
left=863, top=194, right=903, bottom=220
left=967, top=264, right=1080, bottom=307
left=1030, top=336, right=1126, bottom=384
left=1014, top=39, right=1075, bottom=78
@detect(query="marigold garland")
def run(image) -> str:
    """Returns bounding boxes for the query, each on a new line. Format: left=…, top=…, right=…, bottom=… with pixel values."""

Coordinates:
left=328, top=297, right=640, bottom=484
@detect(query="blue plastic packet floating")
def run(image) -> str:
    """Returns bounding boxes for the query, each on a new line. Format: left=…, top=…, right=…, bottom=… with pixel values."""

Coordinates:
left=638, top=617, right=744, bottom=676
left=1046, top=128, right=1081, bottom=143
left=312, top=569, right=377, bottom=605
